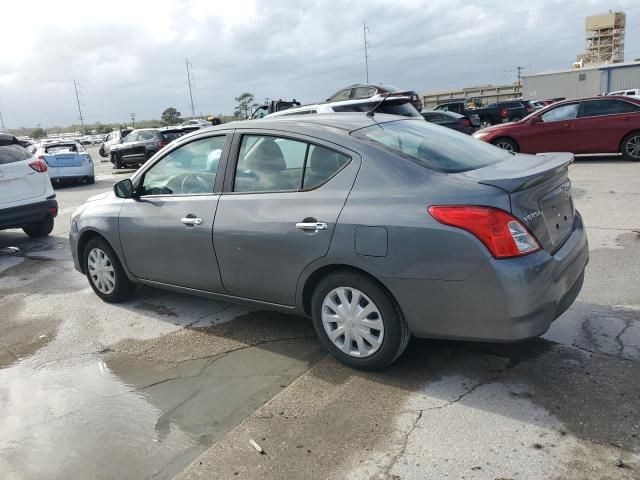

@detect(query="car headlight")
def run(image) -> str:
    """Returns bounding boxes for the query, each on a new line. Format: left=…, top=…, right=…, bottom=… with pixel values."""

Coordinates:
left=473, top=132, right=489, bottom=139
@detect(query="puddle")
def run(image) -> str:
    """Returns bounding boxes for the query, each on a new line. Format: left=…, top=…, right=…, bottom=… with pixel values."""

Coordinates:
left=135, top=302, right=180, bottom=317
left=0, top=336, right=324, bottom=480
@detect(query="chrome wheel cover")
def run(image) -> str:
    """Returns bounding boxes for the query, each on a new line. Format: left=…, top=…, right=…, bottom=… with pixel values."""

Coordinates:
left=321, top=287, right=384, bottom=358
left=625, top=136, right=640, bottom=159
left=87, top=247, right=116, bottom=295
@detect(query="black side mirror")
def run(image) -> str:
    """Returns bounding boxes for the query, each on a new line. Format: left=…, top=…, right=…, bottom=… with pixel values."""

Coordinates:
left=114, top=179, right=135, bottom=198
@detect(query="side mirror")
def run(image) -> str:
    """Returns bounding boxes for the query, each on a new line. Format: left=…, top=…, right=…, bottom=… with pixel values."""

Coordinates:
left=530, top=116, right=543, bottom=124
left=114, top=179, right=135, bottom=199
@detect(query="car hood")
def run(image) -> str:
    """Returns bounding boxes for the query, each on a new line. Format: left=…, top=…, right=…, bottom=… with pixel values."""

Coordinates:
left=85, top=191, right=112, bottom=203
left=476, top=121, right=522, bottom=134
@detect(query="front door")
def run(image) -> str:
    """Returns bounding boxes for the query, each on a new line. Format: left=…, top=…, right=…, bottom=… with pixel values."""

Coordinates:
left=118, top=134, right=229, bottom=292
left=521, top=102, right=581, bottom=153
left=213, top=132, right=359, bottom=305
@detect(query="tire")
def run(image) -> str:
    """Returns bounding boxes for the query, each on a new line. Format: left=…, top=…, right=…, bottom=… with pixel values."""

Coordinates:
left=480, top=119, right=493, bottom=129
left=99, top=146, right=107, bottom=157
left=22, top=216, right=54, bottom=238
left=620, top=132, right=640, bottom=161
left=86, top=176, right=95, bottom=184
left=492, top=137, right=519, bottom=153
left=311, top=271, right=410, bottom=370
left=83, top=236, right=136, bottom=303
left=112, top=153, right=122, bottom=169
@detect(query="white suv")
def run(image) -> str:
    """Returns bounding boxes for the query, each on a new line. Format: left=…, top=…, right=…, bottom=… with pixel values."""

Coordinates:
left=0, top=133, right=58, bottom=237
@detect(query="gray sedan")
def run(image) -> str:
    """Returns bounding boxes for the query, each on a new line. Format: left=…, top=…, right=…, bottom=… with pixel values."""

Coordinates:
left=69, top=114, right=588, bottom=370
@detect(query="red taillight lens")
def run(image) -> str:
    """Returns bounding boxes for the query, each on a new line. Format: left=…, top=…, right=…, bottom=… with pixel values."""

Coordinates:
left=29, top=157, right=48, bottom=173
left=48, top=206, right=58, bottom=217
left=461, top=118, right=471, bottom=127
left=500, top=108, right=508, bottom=118
left=428, top=205, right=541, bottom=259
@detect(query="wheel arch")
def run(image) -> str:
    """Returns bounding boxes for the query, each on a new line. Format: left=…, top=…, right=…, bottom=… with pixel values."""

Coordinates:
left=619, top=129, right=640, bottom=152
left=76, top=229, right=118, bottom=275
left=299, top=263, right=403, bottom=319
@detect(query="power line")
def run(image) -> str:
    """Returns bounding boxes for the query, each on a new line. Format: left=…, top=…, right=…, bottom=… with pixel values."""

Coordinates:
left=186, top=58, right=196, bottom=117
left=363, top=20, right=370, bottom=83
left=73, top=80, right=85, bottom=134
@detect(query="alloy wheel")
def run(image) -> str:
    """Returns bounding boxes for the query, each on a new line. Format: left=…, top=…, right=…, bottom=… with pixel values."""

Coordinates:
left=87, top=247, right=116, bottom=295
left=495, top=141, right=515, bottom=152
left=321, top=287, right=384, bottom=358
left=625, top=135, right=640, bottom=159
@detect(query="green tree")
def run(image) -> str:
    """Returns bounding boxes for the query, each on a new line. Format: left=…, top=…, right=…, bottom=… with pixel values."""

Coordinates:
left=31, top=128, right=47, bottom=139
left=234, top=93, right=255, bottom=119
left=161, top=107, right=182, bottom=125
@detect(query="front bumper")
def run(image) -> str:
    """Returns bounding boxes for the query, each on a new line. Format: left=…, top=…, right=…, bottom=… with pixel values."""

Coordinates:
left=385, top=212, right=589, bottom=342
left=0, top=198, right=58, bottom=230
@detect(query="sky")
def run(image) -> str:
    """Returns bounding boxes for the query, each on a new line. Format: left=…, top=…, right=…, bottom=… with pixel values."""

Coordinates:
left=0, top=0, right=638, bottom=128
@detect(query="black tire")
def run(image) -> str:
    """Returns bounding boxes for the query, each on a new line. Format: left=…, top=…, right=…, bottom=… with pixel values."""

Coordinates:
left=311, top=271, right=411, bottom=370
left=22, top=216, right=54, bottom=238
left=112, top=153, right=122, bottom=169
left=86, top=176, right=95, bottom=184
left=492, top=137, right=519, bottom=153
left=83, top=236, right=136, bottom=303
left=620, top=132, right=640, bottom=161
left=480, top=119, right=493, bottom=128
left=99, top=146, right=107, bottom=157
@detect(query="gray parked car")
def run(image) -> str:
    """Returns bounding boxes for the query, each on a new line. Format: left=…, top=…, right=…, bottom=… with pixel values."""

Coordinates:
left=69, top=114, right=588, bottom=370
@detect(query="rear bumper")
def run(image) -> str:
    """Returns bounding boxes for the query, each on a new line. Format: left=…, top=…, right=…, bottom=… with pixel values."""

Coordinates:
left=0, top=198, right=58, bottom=230
left=385, top=212, right=589, bottom=342
left=48, top=165, right=94, bottom=180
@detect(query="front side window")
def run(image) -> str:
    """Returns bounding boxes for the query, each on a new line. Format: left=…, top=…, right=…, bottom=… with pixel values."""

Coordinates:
left=351, top=118, right=510, bottom=173
left=330, top=89, right=352, bottom=102
left=541, top=103, right=579, bottom=122
left=233, top=135, right=350, bottom=192
left=140, top=136, right=225, bottom=195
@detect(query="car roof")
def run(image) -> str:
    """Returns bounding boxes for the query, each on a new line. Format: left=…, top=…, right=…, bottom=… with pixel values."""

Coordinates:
left=0, top=132, right=16, bottom=143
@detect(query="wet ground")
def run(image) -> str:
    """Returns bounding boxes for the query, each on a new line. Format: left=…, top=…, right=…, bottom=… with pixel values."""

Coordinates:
left=1, top=151, right=639, bottom=479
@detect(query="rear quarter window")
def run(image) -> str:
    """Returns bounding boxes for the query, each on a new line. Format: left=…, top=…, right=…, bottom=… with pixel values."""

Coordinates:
left=351, top=119, right=510, bottom=173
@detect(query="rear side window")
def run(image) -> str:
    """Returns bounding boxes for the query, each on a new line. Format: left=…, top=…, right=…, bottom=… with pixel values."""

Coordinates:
left=330, top=89, right=352, bottom=102
left=0, top=143, right=31, bottom=165
left=351, top=119, right=510, bottom=173
left=619, top=101, right=640, bottom=113
left=161, top=132, right=184, bottom=141
left=352, top=87, right=376, bottom=99
left=580, top=99, right=627, bottom=117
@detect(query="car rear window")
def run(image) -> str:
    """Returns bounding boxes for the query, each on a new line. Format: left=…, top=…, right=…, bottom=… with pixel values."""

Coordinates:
left=351, top=119, right=510, bottom=173
left=161, top=131, right=184, bottom=141
left=45, top=144, right=78, bottom=153
left=333, top=101, right=420, bottom=117
left=0, top=143, right=32, bottom=165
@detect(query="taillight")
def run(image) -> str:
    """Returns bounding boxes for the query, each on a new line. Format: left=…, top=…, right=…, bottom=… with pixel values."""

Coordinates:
left=527, top=105, right=534, bottom=112
left=428, top=205, right=541, bottom=259
left=461, top=118, right=471, bottom=127
left=29, top=157, right=48, bottom=173
left=48, top=206, right=58, bottom=217
left=500, top=108, right=508, bottom=118
left=158, top=140, right=168, bottom=148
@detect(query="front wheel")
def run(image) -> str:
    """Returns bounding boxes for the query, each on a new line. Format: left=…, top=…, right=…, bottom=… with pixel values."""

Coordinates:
left=99, top=146, right=107, bottom=157
left=23, top=216, right=54, bottom=238
left=84, top=237, right=136, bottom=303
left=311, top=271, right=410, bottom=370
left=492, top=137, right=519, bottom=153
left=480, top=119, right=493, bottom=129
left=621, top=132, right=640, bottom=161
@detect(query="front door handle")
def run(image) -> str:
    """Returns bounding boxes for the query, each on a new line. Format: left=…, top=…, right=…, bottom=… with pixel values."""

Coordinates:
left=181, top=215, right=203, bottom=226
left=563, top=123, right=574, bottom=128
left=296, top=222, right=328, bottom=232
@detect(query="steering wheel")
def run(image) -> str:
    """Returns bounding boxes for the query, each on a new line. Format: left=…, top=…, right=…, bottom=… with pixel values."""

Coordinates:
left=180, top=173, right=210, bottom=193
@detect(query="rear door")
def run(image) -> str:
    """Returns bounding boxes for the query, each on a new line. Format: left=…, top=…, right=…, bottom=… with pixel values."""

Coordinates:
left=575, top=99, right=640, bottom=153
left=520, top=102, right=581, bottom=153
left=213, top=131, right=359, bottom=305
left=0, top=140, right=46, bottom=207
left=118, top=133, right=230, bottom=292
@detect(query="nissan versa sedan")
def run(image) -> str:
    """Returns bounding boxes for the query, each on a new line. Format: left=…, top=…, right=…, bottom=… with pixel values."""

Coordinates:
left=69, top=114, right=588, bottom=370
left=473, top=95, right=640, bottom=160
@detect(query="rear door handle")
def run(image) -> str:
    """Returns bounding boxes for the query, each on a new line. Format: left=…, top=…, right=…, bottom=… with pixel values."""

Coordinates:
left=296, top=222, right=328, bottom=232
left=563, top=123, right=574, bottom=128
left=181, top=215, right=203, bottom=226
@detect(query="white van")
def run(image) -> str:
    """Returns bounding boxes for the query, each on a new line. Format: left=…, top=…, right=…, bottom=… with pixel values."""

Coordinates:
left=607, top=89, right=640, bottom=97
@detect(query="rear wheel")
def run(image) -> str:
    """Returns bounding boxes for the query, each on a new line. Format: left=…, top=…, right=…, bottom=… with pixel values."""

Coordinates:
left=84, top=237, right=135, bottom=303
left=621, top=132, right=640, bottom=161
left=311, top=271, right=410, bottom=370
left=480, top=119, right=493, bottom=128
left=86, top=176, right=95, bottom=184
left=492, top=137, right=519, bottom=153
left=111, top=153, right=122, bottom=169
left=22, top=216, right=54, bottom=238
left=99, top=146, right=107, bottom=157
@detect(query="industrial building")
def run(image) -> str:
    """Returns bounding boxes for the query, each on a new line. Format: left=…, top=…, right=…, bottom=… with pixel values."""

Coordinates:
left=580, top=12, right=626, bottom=66
left=420, top=84, right=521, bottom=110
left=522, top=61, right=640, bottom=100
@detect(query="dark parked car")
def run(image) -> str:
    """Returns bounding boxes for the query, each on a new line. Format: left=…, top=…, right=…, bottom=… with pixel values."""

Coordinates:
left=110, top=127, right=185, bottom=168
left=474, top=101, right=535, bottom=127
left=327, top=84, right=423, bottom=112
left=421, top=110, right=477, bottom=134
left=473, top=95, right=640, bottom=160
left=70, top=114, right=588, bottom=370
left=432, top=101, right=481, bottom=127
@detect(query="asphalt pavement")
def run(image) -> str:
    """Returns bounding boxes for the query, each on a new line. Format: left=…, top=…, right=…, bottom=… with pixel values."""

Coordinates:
left=0, top=148, right=639, bottom=479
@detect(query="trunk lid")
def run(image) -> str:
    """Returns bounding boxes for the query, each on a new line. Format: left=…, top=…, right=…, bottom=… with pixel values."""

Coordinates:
left=457, top=152, right=575, bottom=253
left=44, top=152, right=83, bottom=167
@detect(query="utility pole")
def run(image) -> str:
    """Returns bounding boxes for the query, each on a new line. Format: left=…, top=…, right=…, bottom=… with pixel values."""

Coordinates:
left=73, top=80, right=85, bottom=134
left=363, top=20, right=370, bottom=83
left=129, top=112, right=136, bottom=128
left=516, top=66, right=527, bottom=86
left=0, top=110, right=5, bottom=131
left=186, top=58, right=195, bottom=117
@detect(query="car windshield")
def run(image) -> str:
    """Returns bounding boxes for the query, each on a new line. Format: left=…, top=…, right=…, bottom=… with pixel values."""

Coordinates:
left=351, top=119, right=510, bottom=173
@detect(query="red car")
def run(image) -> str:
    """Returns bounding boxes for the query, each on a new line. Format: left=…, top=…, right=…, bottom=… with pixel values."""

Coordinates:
left=473, top=95, right=640, bottom=161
